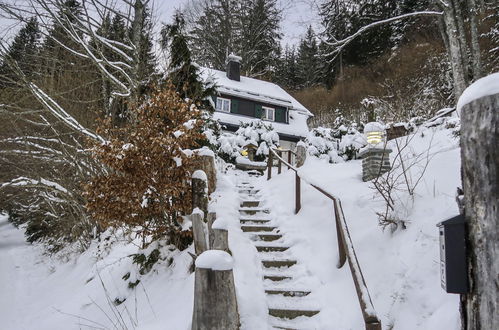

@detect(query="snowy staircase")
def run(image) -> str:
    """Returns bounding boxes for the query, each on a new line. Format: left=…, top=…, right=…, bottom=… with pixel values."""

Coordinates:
left=237, top=181, right=320, bottom=329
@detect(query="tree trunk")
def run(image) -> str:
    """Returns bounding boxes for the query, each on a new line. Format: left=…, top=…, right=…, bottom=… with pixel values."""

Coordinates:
left=451, top=0, right=471, bottom=80
left=441, top=1, right=469, bottom=100
left=460, top=92, right=499, bottom=330
left=467, top=0, right=483, bottom=79
left=130, top=0, right=145, bottom=105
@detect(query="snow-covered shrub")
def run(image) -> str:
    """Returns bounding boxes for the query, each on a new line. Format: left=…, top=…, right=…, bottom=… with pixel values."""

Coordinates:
left=210, top=119, right=279, bottom=163
left=304, top=127, right=343, bottom=163
left=303, top=124, right=367, bottom=163
left=338, top=124, right=366, bottom=160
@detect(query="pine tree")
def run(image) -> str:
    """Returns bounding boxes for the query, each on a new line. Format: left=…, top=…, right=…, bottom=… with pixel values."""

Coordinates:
left=239, top=0, right=281, bottom=77
left=188, top=0, right=282, bottom=78
left=0, top=17, right=41, bottom=86
left=161, top=12, right=215, bottom=105
left=296, top=26, right=320, bottom=88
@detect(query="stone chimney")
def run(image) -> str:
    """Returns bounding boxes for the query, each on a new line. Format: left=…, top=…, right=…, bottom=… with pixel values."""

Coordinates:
left=226, top=54, right=242, bottom=81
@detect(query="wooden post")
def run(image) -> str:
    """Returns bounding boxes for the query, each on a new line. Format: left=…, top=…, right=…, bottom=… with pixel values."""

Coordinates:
left=192, top=251, right=239, bottom=330
left=267, top=150, right=273, bottom=180
left=295, top=172, right=301, bottom=214
left=278, top=150, right=282, bottom=174
left=192, top=170, right=208, bottom=218
left=333, top=200, right=347, bottom=268
left=460, top=92, right=499, bottom=329
left=192, top=211, right=208, bottom=255
left=296, top=143, right=307, bottom=168
left=207, top=212, right=216, bottom=249
left=211, top=217, right=230, bottom=253
left=287, top=151, right=292, bottom=169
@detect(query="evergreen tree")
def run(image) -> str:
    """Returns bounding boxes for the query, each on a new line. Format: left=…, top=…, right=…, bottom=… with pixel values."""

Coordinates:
left=188, top=0, right=281, bottom=78
left=239, top=0, right=281, bottom=77
left=40, top=0, right=85, bottom=91
left=0, top=17, right=41, bottom=86
left=161, top=12, right=215, bottom=106
left=296, top=26, right=320, bottom=88
left=189, top=0, right=236, bottom=71
left=320, top=0, right=397, bottom=66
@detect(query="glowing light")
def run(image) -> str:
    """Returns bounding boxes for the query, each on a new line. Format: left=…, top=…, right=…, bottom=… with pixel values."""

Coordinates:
left=367, top=131, right=383, bottom=145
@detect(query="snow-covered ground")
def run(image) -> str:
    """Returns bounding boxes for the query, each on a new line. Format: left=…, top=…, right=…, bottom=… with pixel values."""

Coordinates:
left=0, top=123, right=461, bottom=329
left=213, top=124, right=462, bottom=329
left=0, top=217, right=195, bottom=330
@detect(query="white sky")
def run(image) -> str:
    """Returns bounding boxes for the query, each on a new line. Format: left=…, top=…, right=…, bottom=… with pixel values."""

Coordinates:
left=0, top=0, right=321, bottom=48
left=154, top=0, right=321, bottom=47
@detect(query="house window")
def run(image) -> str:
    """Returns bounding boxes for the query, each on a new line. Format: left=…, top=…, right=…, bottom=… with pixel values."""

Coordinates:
left=262, top=106, right=275, bottom=121
left=216, top=97, right=231, bottom=113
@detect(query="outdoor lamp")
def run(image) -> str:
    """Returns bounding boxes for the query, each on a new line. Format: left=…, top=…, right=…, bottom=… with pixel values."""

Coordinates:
left=364, top=122, right=385, bottom=146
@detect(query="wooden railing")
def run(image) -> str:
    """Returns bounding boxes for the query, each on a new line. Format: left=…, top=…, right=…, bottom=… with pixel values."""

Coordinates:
left=267, top=148, right=382, bottom=330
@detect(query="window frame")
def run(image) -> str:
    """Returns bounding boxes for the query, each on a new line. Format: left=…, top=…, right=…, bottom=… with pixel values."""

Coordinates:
left=262, top=106, right=275, bottom=121
left=216, top=97, right=231, bottom=113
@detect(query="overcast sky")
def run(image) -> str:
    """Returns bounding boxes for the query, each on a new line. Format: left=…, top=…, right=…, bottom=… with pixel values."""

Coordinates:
left=153, top=0, right=321, bottom=46
left=0, top=0, right=322, bottom=48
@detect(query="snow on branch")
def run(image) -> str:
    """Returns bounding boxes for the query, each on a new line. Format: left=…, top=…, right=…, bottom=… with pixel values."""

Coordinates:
left=28, top=83, right=106, bottom=143
left=323, top=11, right=443, bottom=60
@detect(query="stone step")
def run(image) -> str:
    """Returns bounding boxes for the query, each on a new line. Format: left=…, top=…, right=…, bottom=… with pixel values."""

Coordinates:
left=268, top=309, right=319, bottom=319
left=239, top=208, right=270, bottom=215
left=240, top=219, right=271, bottom=225
left=256, top=246, right=289, bottom=252
left=238, top=189, right=260, bottom=194
left=255, top=234, right=282, bottom=242
left=241, top=225, right=277, bottom=232
left=240, top=200, right=260, bottom=208
left=265, top=290, right=311, bottom=297
left=262, top=260, right=297, bottom=268
left=264, top=275, right=292, bottom=282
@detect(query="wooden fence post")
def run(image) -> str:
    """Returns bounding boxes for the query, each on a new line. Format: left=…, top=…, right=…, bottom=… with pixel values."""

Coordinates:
left=192, top=210, right=208, bottom=255
left=277, top=150, right=282, bottom=174
left=296, top=143, right=307, bottom=168
left=192, top=170, right=208, bottom=218
left=295, top=172, right=301, bottom=214
left=211, top=218, right=230, bottom=253
left=287, top=151, right=292, bottom=169
left=207, top=212, right=216, bottom=249
left=267, top=150, right=273, bottom=180
left=192, top=250, right=239, bottom=330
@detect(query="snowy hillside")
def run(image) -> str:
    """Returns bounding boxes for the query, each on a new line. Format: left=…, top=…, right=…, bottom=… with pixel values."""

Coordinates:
left=0, top=123, right=461, bottom=329
left=212, top=124, right=462, bottom=329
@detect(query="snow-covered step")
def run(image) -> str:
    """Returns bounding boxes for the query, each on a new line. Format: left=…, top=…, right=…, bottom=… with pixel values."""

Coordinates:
left=255, top=246, right=289, bottom=252
left=262, top=260, right=297, bottom=268
left=240, top=219, right=272, bottom=225
left=239, top=208, right=270, bottom=215
left=265, top=289, right=311, bottom=297
left=238, top=189, right=260, bottom=194
left=240, top=200, right=261, bottom=208
left=268, top=308, right=320, bottom=319
left=269, top=315, right=317, bottom=330
left=264, top=275, right=293, bottom=282
left=252, top=233, right=283, bottom=242
left=239, top=214, right=272, bottom=220
left=241, top=225, right=277, bottom=232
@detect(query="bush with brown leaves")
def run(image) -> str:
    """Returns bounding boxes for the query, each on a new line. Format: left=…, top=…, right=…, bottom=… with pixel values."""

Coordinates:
left=84, top=85, right=205, bottom=248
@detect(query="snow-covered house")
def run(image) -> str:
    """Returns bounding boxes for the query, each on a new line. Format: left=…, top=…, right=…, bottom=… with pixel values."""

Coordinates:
left=201, top=55, right=312, bottom=150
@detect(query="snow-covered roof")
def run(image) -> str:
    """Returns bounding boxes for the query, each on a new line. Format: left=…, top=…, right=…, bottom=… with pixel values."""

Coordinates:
left=200, top=67, right=312, bottom=116
left=213, top=110, right=310, bottom=139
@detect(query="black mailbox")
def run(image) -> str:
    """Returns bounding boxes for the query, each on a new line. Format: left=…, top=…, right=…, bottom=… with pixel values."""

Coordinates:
left=437, top=214, right=468, bottom=294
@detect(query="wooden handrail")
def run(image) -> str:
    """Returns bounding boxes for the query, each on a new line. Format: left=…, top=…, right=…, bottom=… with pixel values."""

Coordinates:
left=267, top=148, right=381, bottom=330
